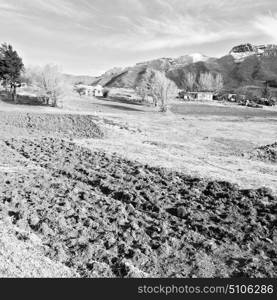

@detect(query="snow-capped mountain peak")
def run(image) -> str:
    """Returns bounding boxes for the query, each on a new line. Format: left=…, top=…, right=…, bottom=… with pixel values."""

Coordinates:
left=189, top=53, right=208, bottom=63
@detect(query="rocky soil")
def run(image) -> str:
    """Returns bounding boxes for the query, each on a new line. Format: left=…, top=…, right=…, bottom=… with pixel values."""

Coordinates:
left=1, top=137, right=276, bottom=278
left=230, top=43, right=277, bottom=62
left=247, top=142, right=277, bottom=163
left=0, top=220, right=79, bottom=278
left=0, top=111, right=103, bottom=139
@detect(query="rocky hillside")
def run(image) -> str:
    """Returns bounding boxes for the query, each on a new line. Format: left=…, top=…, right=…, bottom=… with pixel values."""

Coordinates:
left=66, top=43, right=277, bottom=91
left=230, top=43, right=277, bottom=62
left=96, top=54, right=215, bottom=89
left=169, top=54, right=277, bottom=90
left=99, top=44, right=277, bottom=91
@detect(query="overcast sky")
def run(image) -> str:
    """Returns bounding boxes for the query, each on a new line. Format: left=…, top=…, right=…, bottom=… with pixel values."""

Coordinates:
left=0, top=0, right=276, bottom=75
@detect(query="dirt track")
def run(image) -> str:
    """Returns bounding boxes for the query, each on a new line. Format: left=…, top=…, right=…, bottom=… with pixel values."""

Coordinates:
left=1, top=137, right=276, bottom=278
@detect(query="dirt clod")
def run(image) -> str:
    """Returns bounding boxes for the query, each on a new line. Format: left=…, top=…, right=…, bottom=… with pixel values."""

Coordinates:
left=0, top=137, right=276, bottom=278
left=246, top=142, right=277, bottom=163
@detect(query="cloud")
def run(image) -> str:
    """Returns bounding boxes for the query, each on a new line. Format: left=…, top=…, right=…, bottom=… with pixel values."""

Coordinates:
left=0, top=0, right=276, bottom=75
left=253, top=13, right=277, bottom=42
left=0, top=0, right=96, bottom=20
left=89, top=0, right=262, bottom=52
left=0, top=0, right=264, bottom=52
left=84, top=8, right=252, bottom=51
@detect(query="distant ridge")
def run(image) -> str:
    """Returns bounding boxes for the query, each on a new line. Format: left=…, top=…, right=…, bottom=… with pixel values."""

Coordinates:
left=66, top=43, right=277, bottom=91
left=230, top=43, right=277, bottom=62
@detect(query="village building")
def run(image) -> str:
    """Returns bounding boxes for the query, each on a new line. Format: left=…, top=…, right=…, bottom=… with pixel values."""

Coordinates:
left=90, top=84, right=103, bottom=97
left=183, top=91, right=214, bottom=101
left=76, top=84, right=103, bottom=97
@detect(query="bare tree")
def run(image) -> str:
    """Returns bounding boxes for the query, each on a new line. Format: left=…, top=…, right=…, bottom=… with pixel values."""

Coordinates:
left=184, top=72, right=197, bottom=92
left=25, top=65, right=64, bottom=107
left=198, top=72, right=224, bottom=92
left=136, top=85, right=148, bottom=102
left=38, top=65, right=63, bottom=107
left=74, top=85, right=86, bottom=97
left=198, top=72, right=214, bottom=91
left=262, top=81, right=271, bottom=99
left=136, top=68, right=153, bottom=103
left=150, top=70, right=178, bottom=112
left=213, top=73, right=224, bottom=92
left=136, top=69, right=177, bottom=111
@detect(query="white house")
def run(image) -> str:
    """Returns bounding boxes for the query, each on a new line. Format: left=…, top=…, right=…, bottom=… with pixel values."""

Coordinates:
left=85, top=85, right=103, bottom=97
left=184, top=92, right=213, bottom=101
left=76, top=84, right=103, bottom=97
left=92, top=85, right=103, bottom=97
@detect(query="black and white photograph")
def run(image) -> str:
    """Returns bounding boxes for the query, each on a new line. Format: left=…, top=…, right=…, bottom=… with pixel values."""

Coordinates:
left=0, top=0, right=276, bottom=293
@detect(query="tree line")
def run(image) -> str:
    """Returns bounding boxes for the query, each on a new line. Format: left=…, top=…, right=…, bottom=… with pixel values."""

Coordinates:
left=183, top=72, right=224, bottom=93
left=0, top=43, right=64, bottom=107
left=136, top=68, right=178, bottom=112
left=0, top=43, right=224, bottom=111
left=22, top=65, right=64, bottom=107
left=136, top=69, right=224, bottom=111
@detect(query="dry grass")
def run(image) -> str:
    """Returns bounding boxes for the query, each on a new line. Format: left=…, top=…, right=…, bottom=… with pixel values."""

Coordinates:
left=2, top=93, right=276, bottom=193
left=77, top=110, right=277, bottom=194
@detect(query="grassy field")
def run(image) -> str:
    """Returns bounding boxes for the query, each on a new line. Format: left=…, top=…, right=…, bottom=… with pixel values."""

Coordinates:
left=1, top=95, right=277, bottom=194
left=172, top=102, right=277, bottom=118
left=67, top=96, right=277, bottom=194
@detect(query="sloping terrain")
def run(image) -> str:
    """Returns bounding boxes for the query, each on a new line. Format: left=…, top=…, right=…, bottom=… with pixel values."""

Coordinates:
left=230, top=44, right=277, bottom=62
left=91, top=45, right=277, bottom=91
left=1, top=137, right=276, bottom=278
left=94, top=54, right=215, bottom=89
left=62, top=43, right=277, bottom=93
left=169, top=55, right=277, bottom=90
left=62, top=74, right=98, bottom=85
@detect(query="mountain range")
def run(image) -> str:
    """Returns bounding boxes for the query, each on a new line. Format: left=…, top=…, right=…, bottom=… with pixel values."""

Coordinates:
left=68, top=43, right=277, bottom=91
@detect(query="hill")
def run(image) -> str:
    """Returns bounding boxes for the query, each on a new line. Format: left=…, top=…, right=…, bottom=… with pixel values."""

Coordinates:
left=100, top=54, right=215, bottom=89
left=87, top=44, right=277, bottom=91
left=62, top=74, right=98, bottom=85
left=169, top=54, right=277, bottom=90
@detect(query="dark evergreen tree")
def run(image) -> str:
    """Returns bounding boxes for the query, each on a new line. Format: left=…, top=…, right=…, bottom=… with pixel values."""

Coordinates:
left=0, top=43, right=24, bottom=102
